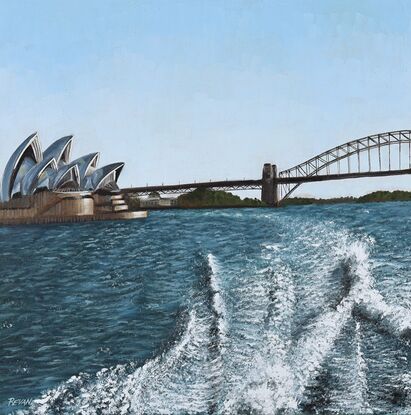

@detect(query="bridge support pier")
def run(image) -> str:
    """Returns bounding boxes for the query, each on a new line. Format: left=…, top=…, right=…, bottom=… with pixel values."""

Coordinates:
left=261, top=163, right=278, bottom=207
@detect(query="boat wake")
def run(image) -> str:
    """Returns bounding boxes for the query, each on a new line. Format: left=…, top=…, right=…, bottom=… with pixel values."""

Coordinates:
left=28, top=223, right=411, bottom=415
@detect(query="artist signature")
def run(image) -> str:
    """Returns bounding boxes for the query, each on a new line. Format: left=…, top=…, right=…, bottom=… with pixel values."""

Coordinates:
left=8, top=398, right=33, bottom=407
left=5, top=397, right=34, bottom=414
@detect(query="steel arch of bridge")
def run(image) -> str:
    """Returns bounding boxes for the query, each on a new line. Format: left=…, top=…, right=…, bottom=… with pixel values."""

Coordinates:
left=123, top=129, right=411, bottom=206
left=278, top=130, right=411, bottom=202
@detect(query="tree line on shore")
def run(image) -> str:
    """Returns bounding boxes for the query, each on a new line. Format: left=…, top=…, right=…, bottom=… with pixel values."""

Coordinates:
left=126, top=188, right=411, bottom=209
left=180, top=188, right=411, bottom=207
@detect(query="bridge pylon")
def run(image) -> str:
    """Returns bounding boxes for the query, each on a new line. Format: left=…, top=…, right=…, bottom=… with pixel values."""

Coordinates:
left=261, top=163, right=278, bottom=207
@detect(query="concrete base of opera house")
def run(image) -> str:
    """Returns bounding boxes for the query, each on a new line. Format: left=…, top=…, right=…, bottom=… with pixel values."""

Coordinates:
left=0, top=191, right=148, bottom=225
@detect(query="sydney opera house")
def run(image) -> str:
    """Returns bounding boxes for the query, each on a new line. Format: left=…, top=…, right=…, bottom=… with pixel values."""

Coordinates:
left=0, top=133, right=147, bottom=225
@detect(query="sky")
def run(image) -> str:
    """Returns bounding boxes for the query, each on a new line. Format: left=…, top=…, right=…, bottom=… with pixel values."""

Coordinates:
left=0, top=0, right=411, bottom=198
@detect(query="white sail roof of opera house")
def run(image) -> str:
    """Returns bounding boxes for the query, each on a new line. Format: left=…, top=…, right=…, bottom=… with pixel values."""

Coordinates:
left=85, top=162, right=125, bottom=192
left=20, top=154, right=58, bottom=197
left=66, top=152, right=100, bottom=187
left=50, top=163, right=81, bottom=191
left=1, top=133, right=125, bottom=202
left=1, top=133, right=43, bottom=202
left=43, top=135, right=73, bottom=167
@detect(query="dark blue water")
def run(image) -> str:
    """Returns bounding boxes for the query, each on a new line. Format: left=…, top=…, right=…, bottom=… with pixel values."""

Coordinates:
left=0, top=203, right=410, bottom=414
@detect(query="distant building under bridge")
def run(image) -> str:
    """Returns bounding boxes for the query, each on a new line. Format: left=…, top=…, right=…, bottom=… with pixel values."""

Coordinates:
left=138, top=193, right=178, bottom=208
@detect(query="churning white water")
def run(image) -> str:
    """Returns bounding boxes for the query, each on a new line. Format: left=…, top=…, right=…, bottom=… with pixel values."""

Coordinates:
left=18, top=206, right=411, bottom=415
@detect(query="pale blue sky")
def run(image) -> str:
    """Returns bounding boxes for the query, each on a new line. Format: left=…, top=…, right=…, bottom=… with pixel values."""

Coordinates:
left=0, top=0, right=411, bottom=197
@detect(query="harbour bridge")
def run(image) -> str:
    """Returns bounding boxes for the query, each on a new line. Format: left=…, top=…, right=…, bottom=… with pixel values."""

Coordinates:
left=123, top=130, right=411, bottom=206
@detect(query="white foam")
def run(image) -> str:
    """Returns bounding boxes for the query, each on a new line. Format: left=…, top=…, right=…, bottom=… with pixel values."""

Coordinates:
left=358, top=287, right=411, bottom=339
left=29, top=219, right=409, bottom=415
left=31, top=307, right=214, bottom=415
left=208, top=253, right=228, bottom=344
left=353, top=321, right=371, bottom=414
left=30, top=255, right=232, bottom=415
left=278, top=239, right=373, bottom=411
left=340, top=240, right=411, bottom=340
left=290, top=296, right=355, bottom=409
left=222, top=262, right=297, bottom=414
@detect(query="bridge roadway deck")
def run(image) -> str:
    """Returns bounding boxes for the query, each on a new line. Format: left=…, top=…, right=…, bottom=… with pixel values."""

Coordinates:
left=280, top=168, right=411, bottom=184
left=123, top=168, right=411, bottom=195
left=123, top=179, right=263, bottom=195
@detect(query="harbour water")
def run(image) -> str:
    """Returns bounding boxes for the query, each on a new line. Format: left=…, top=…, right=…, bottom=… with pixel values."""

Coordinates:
left=1, top=203, right=410, bottom=414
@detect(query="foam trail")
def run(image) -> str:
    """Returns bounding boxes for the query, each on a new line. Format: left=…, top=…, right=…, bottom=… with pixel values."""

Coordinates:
left=206, top=253, right=228, bottom=413
left=30, top=309, right=213, bottom=414
left=208, top=253, right=228, bottom=345
left=219, top=259, right=276, bottom=405
left=290, top=296, right=354, bottom=409
left=247, top=266, right=297, bottom=414
left=222, top=263, right=297, bottom=414
left=339, top=241, right=411, bottom=340
left=127, top=308, right=213, bottom=414
left=279, top=239, right=375, bottom=411
left=352, top=321, right=371, bottom=414
left=357, top=288, right=411, bottom=340
left=28, top=222, right=405, bottom=415
left=324, top=319, right=371, bottom=415
left=29, top=254, right=228, bottom=415
left=223, top=239, right=371, bottom=414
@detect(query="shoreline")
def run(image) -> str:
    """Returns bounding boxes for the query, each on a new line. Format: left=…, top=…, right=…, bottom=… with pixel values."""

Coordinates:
left=130, top=198, right=410, bottom=211
left=126, top=190, right=411, bottom=210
